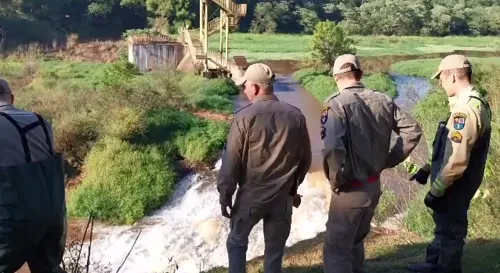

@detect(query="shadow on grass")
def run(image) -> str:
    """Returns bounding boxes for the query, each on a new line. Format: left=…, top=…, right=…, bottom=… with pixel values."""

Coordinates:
left=206, top=230, right=500, bottom=273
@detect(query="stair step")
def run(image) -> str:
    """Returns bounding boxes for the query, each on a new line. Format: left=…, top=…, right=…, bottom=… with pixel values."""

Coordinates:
left=233, top=56, right=248, bottom=69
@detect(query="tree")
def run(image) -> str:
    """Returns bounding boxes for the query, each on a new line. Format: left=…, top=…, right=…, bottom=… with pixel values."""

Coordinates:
left=311, top=20, right=357, bottom=68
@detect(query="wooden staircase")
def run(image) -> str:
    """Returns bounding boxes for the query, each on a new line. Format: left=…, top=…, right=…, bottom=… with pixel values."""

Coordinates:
left=178, top=0, right=248, bottom=75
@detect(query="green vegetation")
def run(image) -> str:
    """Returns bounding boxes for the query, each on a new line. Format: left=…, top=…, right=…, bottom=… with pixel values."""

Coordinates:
left=293, top=69, right=397, bottom=102
left=208, top=34, right=500, bottom=62
left=392, top=57, right=500, bottom=240
left=0, top=55, right=237, bottom=225
left=310, top=21, right=357, bottom=68
left=390, top=57, right=500, bottom=77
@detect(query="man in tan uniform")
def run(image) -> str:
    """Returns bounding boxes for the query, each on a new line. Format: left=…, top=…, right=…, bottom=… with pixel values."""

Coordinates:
left=321, top=54, right=422, bottom=273
left=217, top=63, right=312, bottom=273
left=407, top=55, right=491, bottom=273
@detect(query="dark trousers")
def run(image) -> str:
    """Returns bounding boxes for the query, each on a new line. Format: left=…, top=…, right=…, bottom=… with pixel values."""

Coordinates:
left=323, top=181, right=381, bottom=273
left=227, top=196, right=293, bottom=273
left=426, top=208, right=468, bottom=273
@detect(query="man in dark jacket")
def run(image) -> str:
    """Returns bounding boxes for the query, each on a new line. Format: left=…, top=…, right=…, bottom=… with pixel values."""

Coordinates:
left=0, top=79, right=67, bottom=273
left=217, top=63, right=312, bottom=273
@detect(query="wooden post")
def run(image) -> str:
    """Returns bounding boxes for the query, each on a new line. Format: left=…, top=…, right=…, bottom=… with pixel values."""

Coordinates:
left=204, top=0, right=208, bottom=70
left=220, top=10, right=223, bottom=62
left=225, top=13, right=229, bottom=66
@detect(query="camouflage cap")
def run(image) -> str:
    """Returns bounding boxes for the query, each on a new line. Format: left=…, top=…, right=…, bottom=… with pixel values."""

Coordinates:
left=234, top=63, right=275, bottom=86
left=332, top=54, right=361, bottom=75
left=432, top=54, right=472, bottom=79
left=0, top=79, right=12, bottom=95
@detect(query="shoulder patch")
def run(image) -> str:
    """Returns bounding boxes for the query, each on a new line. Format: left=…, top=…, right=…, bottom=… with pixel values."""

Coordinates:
left=321, top=106, right=329, bottom=125
left=452, top=112, right=467, bottom=130
left=450, top=131, right=463, bottom=143
left=321, top=126, right=326, bottom=140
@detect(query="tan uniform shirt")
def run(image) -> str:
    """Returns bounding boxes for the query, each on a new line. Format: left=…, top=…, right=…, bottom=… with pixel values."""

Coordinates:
left=322, top=84, right=422, bottom=190
left=217, top=94, right=312, bottom=206
left=431, top=86, right=492, bottom=196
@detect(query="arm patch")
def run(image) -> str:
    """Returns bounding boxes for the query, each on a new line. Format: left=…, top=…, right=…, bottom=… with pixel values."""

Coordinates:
left=453, top=112, right=467, bottom=130
left=450, top=131, right=463, bottom=143
left=321, top=106, right=329, bottom=125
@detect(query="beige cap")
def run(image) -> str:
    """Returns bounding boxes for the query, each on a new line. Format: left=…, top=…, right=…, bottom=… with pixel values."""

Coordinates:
left=432, top=55, right=472, bottom=79
left=234, top=63, right=275, bottom=86
left=333, top=54, right=361, bottom=75
left=0, top=79, right=12, bottom=95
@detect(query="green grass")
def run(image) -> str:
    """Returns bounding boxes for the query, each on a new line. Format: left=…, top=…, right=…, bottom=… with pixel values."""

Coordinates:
left=293, top=69, right=397, bottom=102
left=206, top=228, right=500, bottom=273
left=208, top=34, right=500, bottom=62
left=390, top=57, right=500, bottom=77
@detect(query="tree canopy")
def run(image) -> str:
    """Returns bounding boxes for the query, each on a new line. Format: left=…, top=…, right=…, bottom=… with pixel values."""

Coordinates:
left=0, top=0, right=499, bottom=47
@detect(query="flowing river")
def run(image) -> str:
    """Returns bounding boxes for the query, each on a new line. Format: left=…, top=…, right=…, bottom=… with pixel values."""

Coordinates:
left=70, top=74, right=432, bottom=273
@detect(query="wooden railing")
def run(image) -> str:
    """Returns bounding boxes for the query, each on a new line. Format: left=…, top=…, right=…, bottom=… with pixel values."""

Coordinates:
left=211, top=0, right=247, bottom=16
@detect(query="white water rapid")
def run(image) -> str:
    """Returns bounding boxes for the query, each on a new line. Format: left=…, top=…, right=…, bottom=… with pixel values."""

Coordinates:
left=75, top=160, right=330, bottom=273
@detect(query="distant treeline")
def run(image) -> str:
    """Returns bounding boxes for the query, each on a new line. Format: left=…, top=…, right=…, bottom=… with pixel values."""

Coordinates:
left=0, top=0, right=499, bottom=47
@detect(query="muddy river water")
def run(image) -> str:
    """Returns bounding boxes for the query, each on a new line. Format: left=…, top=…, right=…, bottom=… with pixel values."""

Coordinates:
left=62, top=73, right=432, bottom=273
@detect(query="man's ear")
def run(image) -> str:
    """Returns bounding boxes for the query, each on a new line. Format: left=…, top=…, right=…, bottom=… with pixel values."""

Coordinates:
left=10, top=94, right=14, bottom=104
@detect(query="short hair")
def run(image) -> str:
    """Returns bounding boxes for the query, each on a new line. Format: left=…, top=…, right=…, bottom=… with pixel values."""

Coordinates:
left=335, top=63, right=362, bottom=81
left=254, top=81, right=274, bottom=94
left=442, top=68, right=472, bottom=82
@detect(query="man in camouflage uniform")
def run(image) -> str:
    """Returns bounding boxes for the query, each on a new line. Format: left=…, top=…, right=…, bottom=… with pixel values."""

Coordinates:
left=218, top=63, right=312, bottom=273
left=407, top=55, right=492, bottom=273
left=321, top=54, right=422, bottom=273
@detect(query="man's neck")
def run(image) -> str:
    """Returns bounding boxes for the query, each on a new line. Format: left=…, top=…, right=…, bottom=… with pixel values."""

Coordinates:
left=338, top=80, right=363, bottom=91
left=454, top=82, right=473, bottom=97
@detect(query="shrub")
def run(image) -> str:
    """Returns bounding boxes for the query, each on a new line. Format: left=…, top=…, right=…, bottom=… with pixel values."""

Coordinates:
left=101, top=106, right=147, bottom=140
left=67, top=138, right=176, bottom=225
left=175, top=120, right=229, bottom=164
left=311, top=20, right=357, bottom=68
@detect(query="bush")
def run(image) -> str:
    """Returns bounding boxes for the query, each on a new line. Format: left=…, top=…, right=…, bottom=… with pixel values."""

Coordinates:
left=175, top=120, right=229, bottom=164
left=101, top=106, right=147, bottom=140
left=311, top=20, right=357, bottom=68
left=67, top=138, right=176, bottom=225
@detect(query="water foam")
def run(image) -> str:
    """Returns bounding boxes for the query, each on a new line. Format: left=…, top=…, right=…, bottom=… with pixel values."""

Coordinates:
left=75, top=160, right=330, bottom=273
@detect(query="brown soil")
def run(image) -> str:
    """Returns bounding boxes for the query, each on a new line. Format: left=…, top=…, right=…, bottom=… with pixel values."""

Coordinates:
left=193, top=110, right=232, bottom=122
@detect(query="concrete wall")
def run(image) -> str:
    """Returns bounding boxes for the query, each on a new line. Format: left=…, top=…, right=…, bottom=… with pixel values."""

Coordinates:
left=128, top=42, right=185, bottom=72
